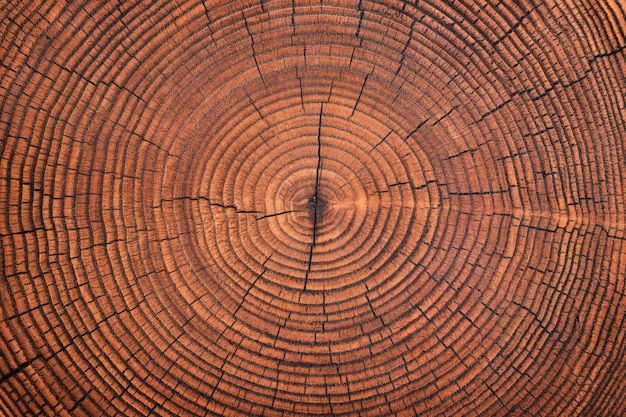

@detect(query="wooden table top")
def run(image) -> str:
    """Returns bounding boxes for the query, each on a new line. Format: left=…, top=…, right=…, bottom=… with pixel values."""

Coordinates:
left=1, top=1, right=625, bottom=416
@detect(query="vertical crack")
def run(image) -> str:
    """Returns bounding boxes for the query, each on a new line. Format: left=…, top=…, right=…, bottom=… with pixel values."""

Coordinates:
left=200, top=0, right=216, bottom=42
left=304, top=104, right=324, bottom=291
left=243, top=12, right=265, bottom=87
left=355, top=0, right=364, bottom=38
left=291, top=0, right=296, bottom=36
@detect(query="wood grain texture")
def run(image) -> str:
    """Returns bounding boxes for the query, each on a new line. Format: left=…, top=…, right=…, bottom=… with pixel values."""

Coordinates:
left=1, top=0, right=625, bottom=416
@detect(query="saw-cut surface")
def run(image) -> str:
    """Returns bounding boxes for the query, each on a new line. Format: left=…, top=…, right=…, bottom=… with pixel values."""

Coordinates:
left=1, top=1, right=626, bottom=416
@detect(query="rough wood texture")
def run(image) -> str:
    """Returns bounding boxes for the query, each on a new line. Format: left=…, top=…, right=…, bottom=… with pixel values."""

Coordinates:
left=1, top=0, right=626, bottom=416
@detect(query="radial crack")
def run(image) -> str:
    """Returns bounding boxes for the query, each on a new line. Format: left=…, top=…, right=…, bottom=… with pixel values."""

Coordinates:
left=160, top=196, right=260, bottom=214
left=304, top=105, right=324, bottom=291
left=256, top=210, right=301, bottom=220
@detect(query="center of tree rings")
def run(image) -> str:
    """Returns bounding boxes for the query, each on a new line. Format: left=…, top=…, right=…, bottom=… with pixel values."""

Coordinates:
left=307, top=194, right=326, bottom=219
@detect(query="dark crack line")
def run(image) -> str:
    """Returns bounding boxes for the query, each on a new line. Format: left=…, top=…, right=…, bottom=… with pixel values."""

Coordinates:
left=304, top=105, right=324, bottom=291
left=492, top=6, right=534, bottom=46
left=355, top=0, right=364, bottom=38
left=394, top=18, right=417, bottom=79
left=376, top=180, right=444, bottom=196
left=370, top=130, right=392, bottom=152
left=388, top=181, right=411, bottom=187
left=246, top=90, right=269, bottom=134
left=160, top=196, right=261, bottom=214
left=403, top=118, right=429, bottom=141
left=350, top=72, right=370, bottom=118
left=298, top=76, right=305, bottom=110
left=443, top=147, right=478, bottom=161
left=0, top=357, right=40, bottom=384
left=243, top=12, right=265, bottom=87
left=233, top=269, right=266, bottom=317
left=433, top=104, right=460, bottom=125
left=291, top=0, right=296, bottom=36
left=590, top=44, right=626, bottom=61
left=256, top=210, right=302, bottom=220
left=199, top=0, right=216, bottom=41
left=448, top=188, right=511, bottom=196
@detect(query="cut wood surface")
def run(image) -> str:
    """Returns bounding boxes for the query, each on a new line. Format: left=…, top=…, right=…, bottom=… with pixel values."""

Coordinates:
left=1, top=0, right=626, bottom=416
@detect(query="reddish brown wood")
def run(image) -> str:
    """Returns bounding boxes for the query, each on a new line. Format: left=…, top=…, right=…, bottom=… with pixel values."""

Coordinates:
left=1, top=0, right=626, bottom=416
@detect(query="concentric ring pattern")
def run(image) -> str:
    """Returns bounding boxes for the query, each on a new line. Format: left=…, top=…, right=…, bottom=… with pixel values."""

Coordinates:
left=1, top=0, right=626, bottom=416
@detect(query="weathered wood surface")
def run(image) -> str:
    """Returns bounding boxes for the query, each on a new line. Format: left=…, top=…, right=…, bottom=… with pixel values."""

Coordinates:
left=1, top=0, right=625, bottom=416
